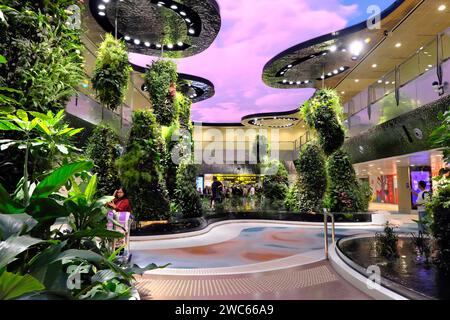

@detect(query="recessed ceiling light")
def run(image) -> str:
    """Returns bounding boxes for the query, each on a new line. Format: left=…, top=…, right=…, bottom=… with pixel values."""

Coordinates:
left=282, top=79, right=287, bottom=83
left=341, top=91, right=345, bottom=94
left=304, top=80, right=310, bottom=84
left=377, top=79, right=383, bottom=83
left=438, top=4, right=446, bottom=11
left=355, top=79, right=360, bottom=83
left=170, top=5, right=178, bottom=9
left=364, top=37, right=371, bottom=44
left=134, top=39, right=140, bottom=45
left=287, top=64, right=293, bottom=68
left=289, top=81, right=294, bottom=85
left=341, top=48, right=347, bottom=52
left=396, top=160, right=401, bottom=163
left=103, top=0, right=110, bottom=3
left=327, top=72, right=332, bottom=76
left=180, top=11, right=186, bottom=16
left=185, top=18, right=191, bottom=23
left=395, top=42, right=402, bottom=48
left=321, top=75, right=325, bottom=79
left=177, top=41, right=183, bottom=46
left=333, top=69, right=338, bottom=74
left=372, top=63, right=377, bottom=68
left=339, top=66, right=345, bottom=71
left=428, top=64, right=433, bottom=68
left=156, top=44, right=162, bottom=48
left=167, top=43, right=174, bottom=49
left=188, top=28, right=195, bottom=34
left=98, top=4, right=106, bottom=10
left=144, top=41, right=150, bottom=47
left=98, top=11, right=106, bottom=16
left=124, top=35, right=131, bottom=41
left=296, top=81, right=301, bottom=85
left=330, top=45, right=337, bottom=52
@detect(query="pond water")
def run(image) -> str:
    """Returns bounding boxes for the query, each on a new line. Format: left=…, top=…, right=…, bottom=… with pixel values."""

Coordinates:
left=339, top=237, right=450, bottom=299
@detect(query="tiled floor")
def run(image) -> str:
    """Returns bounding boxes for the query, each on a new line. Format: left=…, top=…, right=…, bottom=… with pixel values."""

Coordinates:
left=135, top=261, right=372, bottom=300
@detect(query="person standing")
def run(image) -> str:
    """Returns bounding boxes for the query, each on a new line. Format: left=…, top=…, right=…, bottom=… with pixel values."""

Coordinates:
left=412, top=180, right=432, bottom=233
left=211, top=176, right=224, bottom=209
left=107, top=187, right=132, bottom=212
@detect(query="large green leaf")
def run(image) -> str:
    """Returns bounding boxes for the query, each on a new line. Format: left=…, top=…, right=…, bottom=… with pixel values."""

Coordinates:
left=0, top=119, right=21, bottom=131
left=26, top=198, right=69, bottom=222
left=32, top=161, right=93, bottom=199
left=53, top=249, right=129, bottom=280
left=0, top=213, right=37, bottom=240
left=0, top=235, right=43, bottom=269
left=84, top=174, right=97, bottom=204
left=0, top=271, right=45, bottom=300
left=0, top=184, right=25, bottom=214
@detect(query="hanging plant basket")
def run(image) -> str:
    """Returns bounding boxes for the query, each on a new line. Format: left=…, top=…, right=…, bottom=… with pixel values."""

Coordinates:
left=144, top=60, right=179, bottom=126
left=92, top=33, right=132, bottom=111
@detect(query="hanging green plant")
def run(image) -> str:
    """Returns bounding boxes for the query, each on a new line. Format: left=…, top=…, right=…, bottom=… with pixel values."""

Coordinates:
left=144, top=59, right=179, bottom=126
left=91, top=33, right=132, bottom=111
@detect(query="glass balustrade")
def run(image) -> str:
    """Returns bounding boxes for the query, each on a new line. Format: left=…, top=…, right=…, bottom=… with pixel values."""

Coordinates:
left=345, top=29, right=450, bottom=138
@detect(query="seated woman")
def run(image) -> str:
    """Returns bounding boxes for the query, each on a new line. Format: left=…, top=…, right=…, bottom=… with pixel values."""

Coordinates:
left=107, top=187, right=132, bottom=212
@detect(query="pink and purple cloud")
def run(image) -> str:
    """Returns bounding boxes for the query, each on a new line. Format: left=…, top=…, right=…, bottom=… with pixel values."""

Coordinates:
left=130, top=0, right=393, bottom=123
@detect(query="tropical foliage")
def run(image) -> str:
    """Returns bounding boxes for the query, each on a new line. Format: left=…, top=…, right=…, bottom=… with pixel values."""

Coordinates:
left=375, top=223, right=399, bottom=259
left=91, top=34, right=132, bottom=111
left=301, top=89, right=345, bottom=156
left=261, top=160, right=289, bottom=208
left=85, top=123, right=121, bottom=197
left=430, top=110, right=450, bottom=164
left=326, top=150, right=363, bottom=213
left=173, top=162, right=203, bottom=218
left=144, top=60, right=178, bottom=126
left=294, top=143, right=327, bottom=213
left=426, top=111, right=450, bottom=275
left=116, top=110, right=170, bottom=221
left=0, top=3, right=84, bottom=113
left=0, top=109, right=84, bottom=202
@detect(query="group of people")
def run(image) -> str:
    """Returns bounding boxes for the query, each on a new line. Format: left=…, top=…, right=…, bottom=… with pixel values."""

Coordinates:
left=201, top=176, right=259, bottom=209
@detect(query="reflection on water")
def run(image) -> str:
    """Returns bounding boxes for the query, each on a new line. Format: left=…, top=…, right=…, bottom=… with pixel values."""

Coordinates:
left=340, top=237, right=450, bottom=299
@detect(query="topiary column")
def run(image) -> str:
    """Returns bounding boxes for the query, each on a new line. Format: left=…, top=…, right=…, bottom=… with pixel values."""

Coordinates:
left=295, top=142, right=327, bottom=213
left=174, top=161, right=203, bottom=218
left=85, top=123, right=121, bottom=197
left=326, top=149, right=363, bottom=212
left=261, top=159, right=289, bottom=209
left=116, top=110, right=170, bottom=221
